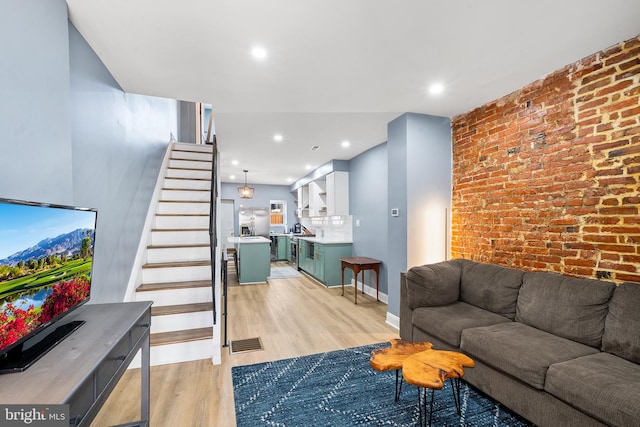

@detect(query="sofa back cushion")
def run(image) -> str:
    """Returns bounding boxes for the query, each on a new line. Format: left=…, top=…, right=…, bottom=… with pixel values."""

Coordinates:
left=601, top=282, right=640, bottom=363
left=405, top=260, right=461, bottom=310
left=515, top=272, right=615, bottom=348
left=459, top=260, right=524, bottom=320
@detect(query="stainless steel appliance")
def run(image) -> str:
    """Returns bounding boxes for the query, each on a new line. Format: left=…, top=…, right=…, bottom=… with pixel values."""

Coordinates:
left=290, top=237, right=298, bottom=267
left=238, top=207, right=269, bottom=237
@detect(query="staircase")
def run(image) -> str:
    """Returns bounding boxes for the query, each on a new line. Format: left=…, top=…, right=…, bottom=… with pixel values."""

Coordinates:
left=134, top=142, right=217, bottom=366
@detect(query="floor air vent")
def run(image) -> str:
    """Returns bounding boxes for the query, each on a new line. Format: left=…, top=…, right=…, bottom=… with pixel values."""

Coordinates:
left=230, top=337, right=264, bottom=354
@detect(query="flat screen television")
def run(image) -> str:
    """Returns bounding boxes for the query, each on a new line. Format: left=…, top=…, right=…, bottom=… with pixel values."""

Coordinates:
left=0, top=198, right=97, bottom=373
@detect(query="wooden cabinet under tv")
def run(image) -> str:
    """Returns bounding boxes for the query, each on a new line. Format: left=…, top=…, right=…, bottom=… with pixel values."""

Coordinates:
left=0, top=301, right=152, bottom=427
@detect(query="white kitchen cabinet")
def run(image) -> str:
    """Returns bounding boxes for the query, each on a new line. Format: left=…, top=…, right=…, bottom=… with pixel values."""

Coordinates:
left=309, top=179, right=327, bottom=216
left=297, top=185, right=310, bottom=217
left=326, top=171, right=349, bottom=215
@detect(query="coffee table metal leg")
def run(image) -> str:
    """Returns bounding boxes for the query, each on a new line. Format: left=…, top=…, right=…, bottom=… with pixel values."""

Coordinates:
left=417, top=387, right=436, bottom=427
left=394, top=369, right=403, bottom=401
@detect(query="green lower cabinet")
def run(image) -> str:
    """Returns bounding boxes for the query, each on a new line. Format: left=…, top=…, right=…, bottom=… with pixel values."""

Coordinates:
left=277, top=236, right=289, bottom=260
left=299, top=241, right=352, bottom=287
left=238, top=242, right=271, bottom=284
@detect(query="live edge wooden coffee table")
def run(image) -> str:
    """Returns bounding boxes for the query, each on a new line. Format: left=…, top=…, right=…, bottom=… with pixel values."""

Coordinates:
left=370, top=339, right=475, bottom=427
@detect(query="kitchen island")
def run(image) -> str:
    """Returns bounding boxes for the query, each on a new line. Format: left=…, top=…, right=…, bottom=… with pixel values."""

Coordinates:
left=228, top=236, right=271, bottom=284
left=297, top=237, right=352, bottom=287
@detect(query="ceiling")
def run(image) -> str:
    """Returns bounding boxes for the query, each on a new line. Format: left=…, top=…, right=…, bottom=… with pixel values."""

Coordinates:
left=66, top=0, right=640, bottom=186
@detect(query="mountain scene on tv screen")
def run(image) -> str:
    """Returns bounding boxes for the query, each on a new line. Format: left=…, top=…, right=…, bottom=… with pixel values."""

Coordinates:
left=0, top=229, right=93, bottom=266
left=0, top=228, right=94, bottom=352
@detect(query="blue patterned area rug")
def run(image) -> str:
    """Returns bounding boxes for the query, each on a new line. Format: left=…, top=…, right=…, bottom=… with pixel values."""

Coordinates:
left=232, top=342, right=534, bottom=426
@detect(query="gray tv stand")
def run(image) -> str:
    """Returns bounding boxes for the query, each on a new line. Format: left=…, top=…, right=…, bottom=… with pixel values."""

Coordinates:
left=0, top=301, right=152, bottom=426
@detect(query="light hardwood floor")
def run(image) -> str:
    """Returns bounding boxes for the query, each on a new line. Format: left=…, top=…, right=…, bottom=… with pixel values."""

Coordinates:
left=91, top=262, right=398, bottom=426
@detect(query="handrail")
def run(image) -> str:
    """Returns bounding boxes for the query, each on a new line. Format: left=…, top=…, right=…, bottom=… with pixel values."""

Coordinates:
left=209, top=134, right=217, bottom=326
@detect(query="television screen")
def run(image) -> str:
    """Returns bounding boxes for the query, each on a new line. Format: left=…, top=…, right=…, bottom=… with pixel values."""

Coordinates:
left=0, top=198, right=97, bottom=362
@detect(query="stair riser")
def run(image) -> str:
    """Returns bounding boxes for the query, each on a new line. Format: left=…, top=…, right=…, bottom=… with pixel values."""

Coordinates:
left=147, top=246, right=211, bottom=264
left=161, top=189, right=211, bottom=202
left=166, top=169, right=211, bottom=180
left=151, top=311, right=214, bottom=334
left=150, top=230, right=209, bottom=246
left=171, top=151, right=212, bottom=162
left=157, top=202, right=210, bottom=215
left=163, top=178, right=211, bottom=190
left=136, top=286, right=212, bottom=306
left=168, top=159, right=211, bottom=170
left=154, top=215, right=210, bottom=229
left=129, top=338, right=217, bottom=368
left=142, top=265, right=211, bottom=284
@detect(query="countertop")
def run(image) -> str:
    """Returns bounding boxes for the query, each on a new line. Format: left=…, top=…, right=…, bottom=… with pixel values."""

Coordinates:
left=297, top=236, right=353, bottom=244
left=227, top=236, right=271, bottom=244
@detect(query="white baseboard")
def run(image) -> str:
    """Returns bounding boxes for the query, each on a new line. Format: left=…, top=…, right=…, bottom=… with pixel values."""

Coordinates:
left=386, top=312, right=399, bottom=330
left=350, top=278, right=388, bottom=304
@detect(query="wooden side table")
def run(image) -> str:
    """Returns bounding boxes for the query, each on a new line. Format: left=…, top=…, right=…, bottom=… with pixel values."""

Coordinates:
left=340, top=257, right=381, bottom=304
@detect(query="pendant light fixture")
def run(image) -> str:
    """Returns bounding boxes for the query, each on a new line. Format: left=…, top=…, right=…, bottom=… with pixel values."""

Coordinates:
left=237, top=169, right=255, bottom=199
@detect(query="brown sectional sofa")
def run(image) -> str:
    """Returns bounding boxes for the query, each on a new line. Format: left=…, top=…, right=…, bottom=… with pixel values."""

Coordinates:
left=399, top=259, right=640, bottom=427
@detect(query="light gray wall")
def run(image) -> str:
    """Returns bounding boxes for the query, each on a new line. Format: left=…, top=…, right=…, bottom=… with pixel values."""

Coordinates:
left=385, top=113, right=452, bottom=318
left=178, top=101, right=197, bottom=143
left=69, top=23, right=178, bottom=303
left=220, top=183, right=296, bottom=235
left=386, top=114, right=409, bottom=317
left=349, top=142, right=389, bottom=295
left=406, top=113, right=452, bottom=267
left=0, top=0, right=73, bottom=204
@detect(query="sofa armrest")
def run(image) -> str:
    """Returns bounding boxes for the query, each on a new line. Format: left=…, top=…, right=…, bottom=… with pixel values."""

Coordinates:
left=400, top=272, right=414, bottom=340
left=404, top=260, right=462, bottom=310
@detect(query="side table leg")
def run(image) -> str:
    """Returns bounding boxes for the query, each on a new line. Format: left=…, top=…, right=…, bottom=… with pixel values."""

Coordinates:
left=141, top=334, right=150, bottom=424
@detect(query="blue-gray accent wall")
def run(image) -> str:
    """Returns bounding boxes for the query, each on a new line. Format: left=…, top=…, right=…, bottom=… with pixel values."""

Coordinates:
left=69, top=23, right=178, bottom=303
left=349, top=142, right=389, bottom=296
left=0, top=0, right=73, bottom=203
left=386, top=115, right=409, bottom=317
left=0, top=0, right=179, bottom=303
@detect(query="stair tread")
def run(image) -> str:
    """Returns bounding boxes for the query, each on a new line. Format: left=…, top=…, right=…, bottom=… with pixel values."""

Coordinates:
left=159, top=199, right=210, bottom=203
left=170, top=157, right=211, bottom=163
left=155, top=213, right=209, bottom=217
left=162, top=189, right=211, bottom=192
left=151, top=228, right=209, bottom=232
left=142, top=260, right=211, bottom=269
left=136, top=280, right=212, bottom=292
left=164, top=177, right=212, bottom=181
left=151, top=327, right=213, bottom=346
left=152, top=302, right=213, bottom=316
left=167, top=167, right=213, bottom=172
left=148, top=243, right=210, bottom=249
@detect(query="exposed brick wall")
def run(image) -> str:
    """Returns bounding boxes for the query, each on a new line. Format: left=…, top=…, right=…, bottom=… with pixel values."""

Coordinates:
left=451, top=35, right=640, bottom=283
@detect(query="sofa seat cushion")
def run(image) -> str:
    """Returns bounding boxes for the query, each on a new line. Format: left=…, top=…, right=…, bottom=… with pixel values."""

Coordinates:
left=601, top=282, right=640, bottom=363
left=459, top=260, right=524, bottom=320
left=412, top=301, right=511, bottom=347
left=545, top=352, right=640, bottom=427
left=515, top=272, right=615, bottom=348
left=460, top=322, right=599, bottom=389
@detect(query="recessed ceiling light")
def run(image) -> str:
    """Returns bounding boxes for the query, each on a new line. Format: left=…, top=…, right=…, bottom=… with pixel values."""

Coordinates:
left=231, top=160, right=239, bottom=166
left=305, top=164, right=312, bottom=170
left=229, top=175, right=236, bottom=180
left=287, top=177, right=293, bottom=183
left=341, top=140, right=350, bottom=148
left=251, top=46, right=267, bottom=60
left=273, top=134, right=283, bottom=142
left=429, top=83, right=445, bottom=95
left=310, top=145, right=319, bottom=151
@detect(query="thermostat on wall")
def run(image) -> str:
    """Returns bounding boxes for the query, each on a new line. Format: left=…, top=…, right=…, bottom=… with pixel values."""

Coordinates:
left=391, top=208, right=400, bottom=217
